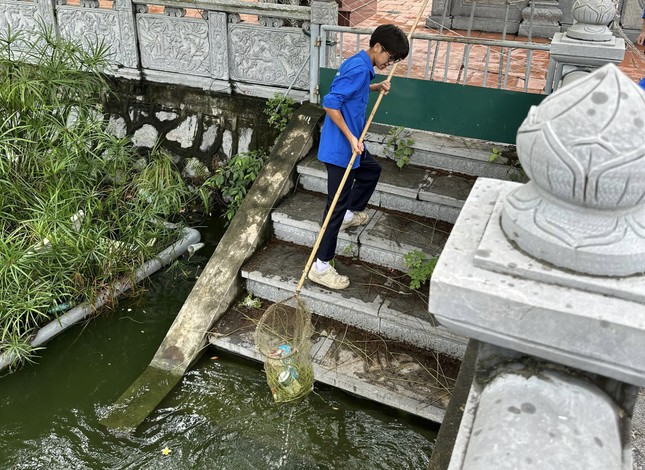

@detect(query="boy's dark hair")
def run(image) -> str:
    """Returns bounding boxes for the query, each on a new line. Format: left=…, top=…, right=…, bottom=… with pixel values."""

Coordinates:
left=370, top=24, right=409, bottom=62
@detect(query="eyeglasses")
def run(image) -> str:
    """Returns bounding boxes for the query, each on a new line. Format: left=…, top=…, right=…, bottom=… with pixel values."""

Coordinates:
left=382, top=47, right=402, bottom=65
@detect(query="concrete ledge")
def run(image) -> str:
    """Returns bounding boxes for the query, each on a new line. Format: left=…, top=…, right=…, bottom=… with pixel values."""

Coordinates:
left=449, top=357, right=626, bottom=469
left=365, top=123, right=516, bottom=179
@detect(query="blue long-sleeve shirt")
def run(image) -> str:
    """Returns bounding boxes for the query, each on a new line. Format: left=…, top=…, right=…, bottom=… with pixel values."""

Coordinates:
left=318, top=50, right=375, bottom=169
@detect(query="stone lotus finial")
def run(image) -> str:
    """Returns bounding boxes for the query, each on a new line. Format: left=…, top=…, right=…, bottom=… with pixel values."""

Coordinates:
left=501, top=63, right=645, bottom=276
left=566, top=0, right=616, bottom=41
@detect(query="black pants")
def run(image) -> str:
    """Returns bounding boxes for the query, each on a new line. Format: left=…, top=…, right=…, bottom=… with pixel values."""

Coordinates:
left=316, top=150, right=382, bottom=262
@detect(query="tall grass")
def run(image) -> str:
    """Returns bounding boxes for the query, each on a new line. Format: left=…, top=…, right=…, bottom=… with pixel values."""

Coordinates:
left=0, top=27, right=193, bottom=369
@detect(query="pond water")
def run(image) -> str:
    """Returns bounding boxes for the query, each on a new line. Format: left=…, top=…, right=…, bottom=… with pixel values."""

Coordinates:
left=0, top=215, right=438, bottom=469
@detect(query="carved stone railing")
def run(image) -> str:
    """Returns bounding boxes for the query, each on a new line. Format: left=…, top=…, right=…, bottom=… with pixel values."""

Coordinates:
left=429, top=63, right=645, bottom=470
left=0, top=0, right=337, bottom=100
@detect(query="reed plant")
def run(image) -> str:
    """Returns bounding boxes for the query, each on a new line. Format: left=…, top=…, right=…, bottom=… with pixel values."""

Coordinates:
left=0, top=27, right=193, bottom=369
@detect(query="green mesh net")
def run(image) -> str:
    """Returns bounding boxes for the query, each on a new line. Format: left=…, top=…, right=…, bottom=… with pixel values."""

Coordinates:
left=254, top=296, right=314, bottom=403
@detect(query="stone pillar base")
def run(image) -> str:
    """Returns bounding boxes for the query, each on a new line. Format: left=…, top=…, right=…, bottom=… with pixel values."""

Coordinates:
left=518, top=21, right=561, bottom=38
left=425, top=15, right=452, bottom=30
left=429, top=178, right=645, bottom=386
left=518, top=0, right=563, bottom=38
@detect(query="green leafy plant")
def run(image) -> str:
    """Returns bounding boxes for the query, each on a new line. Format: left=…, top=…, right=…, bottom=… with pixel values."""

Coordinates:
left=489, top=147, right=502, bottom=162
left=341, top=242, right=355, bottom=256
left=240, top=293, right=261, bottom=309
left=384, top=126, right=415, bottom=169
left=489, top=147, right=526, bottom=182
left=0, top=26, right=192, bottom=369
left=264, top=94, right=296, bottom=133
left=404, top=250, right=438, bottom=290
left=206, top=150, right=268, bottom=222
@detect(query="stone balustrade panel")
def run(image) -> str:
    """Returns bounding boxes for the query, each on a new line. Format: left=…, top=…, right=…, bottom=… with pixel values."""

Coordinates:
left=55, top=0, right=138, bottom=68
left=208, top=12, right=229, bottom=80
left=0, top=0, right=46, bottom=38
left=137, top=13, right=214, bottom=76
left=228, top=23, right=309, bottom=88
left=1, top=0, right=315, bottom=94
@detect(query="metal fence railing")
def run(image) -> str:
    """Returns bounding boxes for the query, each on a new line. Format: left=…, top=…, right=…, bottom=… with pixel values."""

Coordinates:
left=319, top=25, right=553, bottom=95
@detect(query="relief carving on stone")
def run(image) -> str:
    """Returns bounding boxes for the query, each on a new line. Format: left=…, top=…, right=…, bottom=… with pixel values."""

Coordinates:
left=137, top=15, right=210, bottom=76
left=79, top=0, right=100, bottom=8
left=259, top=16, right=284, bottom=27
left=567, top=0, right=615, bottom=41
left=113, top=0, right=138, bottom=67
left=0, top=3, right=41, bottom=34
left=57, top=8, right=122, bottom=60
left=37, top=0, right=56, bottom=26
left=164, top=7, right=185, bottom=17
left=501, top=64, right=645, bottom=276
left=229, top=24, right=309, bottom=88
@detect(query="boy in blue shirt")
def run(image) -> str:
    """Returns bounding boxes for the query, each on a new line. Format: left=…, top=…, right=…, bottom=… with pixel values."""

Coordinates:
left=308, top=24, right=409, bottom=290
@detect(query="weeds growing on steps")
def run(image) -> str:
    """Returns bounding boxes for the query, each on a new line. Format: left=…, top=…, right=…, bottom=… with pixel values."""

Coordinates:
left=0, top=27, right=197, bottom=370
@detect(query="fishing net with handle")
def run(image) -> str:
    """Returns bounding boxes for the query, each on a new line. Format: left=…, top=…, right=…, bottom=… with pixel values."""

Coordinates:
left=254, top=0, right=431, bottom=403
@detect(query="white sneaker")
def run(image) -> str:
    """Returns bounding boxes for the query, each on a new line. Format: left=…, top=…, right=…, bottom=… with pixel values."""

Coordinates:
left=340, top=210, right=369, bottom=230
left=307, top=265, right=350, bottom=289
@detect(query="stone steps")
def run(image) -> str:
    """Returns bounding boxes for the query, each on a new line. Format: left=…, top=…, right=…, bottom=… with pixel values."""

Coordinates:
left=297, top=152, right=475, bottom=224
left=240, top=241, right=467, bottom=359
left=364, top=123, right=518, bottom=180
left=272, top=190, right=452, bottom=273
left=208, top=128, right=497, bottom=420
left=209, top=304, right=460, bottom=423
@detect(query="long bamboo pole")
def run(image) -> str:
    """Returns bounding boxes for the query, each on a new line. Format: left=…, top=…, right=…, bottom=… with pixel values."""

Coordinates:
left=295, top=0, right=432, bottom=294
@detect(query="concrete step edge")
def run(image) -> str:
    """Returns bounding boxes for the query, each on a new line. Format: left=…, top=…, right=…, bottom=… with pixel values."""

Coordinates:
left=271, top=191, right=452, bottom=272
left=296, top=153, right=472, bottom=210
left=364, top=123, right=516, bottom=179
left=242, top=276, right=467, bottom=360
left=208, top=319, right=448, bottom=423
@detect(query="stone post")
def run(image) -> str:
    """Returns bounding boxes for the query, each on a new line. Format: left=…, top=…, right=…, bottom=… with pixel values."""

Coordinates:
left=37, top=0, right=57, bottom=30
left=310, top=0, right=338, bottom=104
left=547, top=0, right=625, bottom=92
left=619, top=0, right=645, bottom=44
left=429, top=63, right=645, bottom=469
